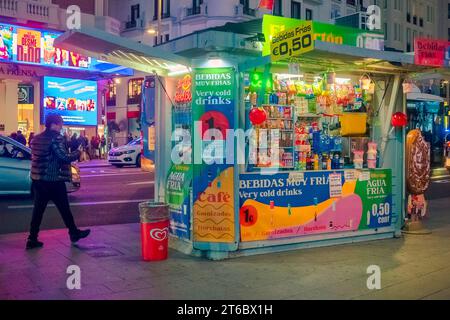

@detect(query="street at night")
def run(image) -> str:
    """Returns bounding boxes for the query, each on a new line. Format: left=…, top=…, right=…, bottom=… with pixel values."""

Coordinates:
left=3, top=0, right=450, bottom=309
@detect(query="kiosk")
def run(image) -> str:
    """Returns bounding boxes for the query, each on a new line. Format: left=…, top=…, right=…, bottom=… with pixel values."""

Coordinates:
left=56, top=16, right=442, bottom=260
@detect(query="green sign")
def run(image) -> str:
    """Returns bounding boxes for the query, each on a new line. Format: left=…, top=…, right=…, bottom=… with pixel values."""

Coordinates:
left=355, top=169, right=392, bottom=230
left=192, top=67, right=236, bottom=244
left=262, top=15, right=385, bottom=56
left=166, top=164, right=192, bottom=240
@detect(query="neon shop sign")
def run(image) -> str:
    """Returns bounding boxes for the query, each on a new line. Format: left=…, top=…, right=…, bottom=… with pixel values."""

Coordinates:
left=174, top=74, right=192, bottom=104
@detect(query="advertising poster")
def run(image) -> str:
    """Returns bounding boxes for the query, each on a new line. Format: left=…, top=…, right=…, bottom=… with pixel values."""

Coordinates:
left=42, top=76, right=98, bottom=126
left=42, top=31, right=69, bottom=67
left=17, top=28, right=41, bottom=64
left=414, top=38, right=449, bottom=67
left=239, top=169, right=392, bottom=242
left=166, top=164, right=192, bottom=240
left=0, top=24, right=14, bottom=61
left=0, top=22, right=121, bottom=73
left=192, top=67, right=235, bottom=243
left=262, top=15, right=385, bottom=55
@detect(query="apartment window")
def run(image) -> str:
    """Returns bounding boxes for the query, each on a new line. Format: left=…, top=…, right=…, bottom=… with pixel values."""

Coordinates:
left=291, top=1, right=301, bottom=19
left=273, top=0, right=282, bottom=16
left=306, top=8, right=313, bottom=20
left=154, top=0, right=171, bottom=20
left=128, top=78, right=144, bottom=105
left=407, top=28, right=411, bottom=43
left=346, top=0, right=356, bottom=6
left=413, top=16, right=417, bottom=25
left=106, top=81, right=116, bottom=107
left=448, top=4, right=450, bottom=19
left=448, top=28, right=450, bottom=41
left=331, top=4, right=340, bottom=19
left=165, top=34, right=170, bottom=42
left=384, top=23, right=387, bottom=40
left=131, top=4, right=140, bottom=21
left=384, top=0, right=388, bottom=9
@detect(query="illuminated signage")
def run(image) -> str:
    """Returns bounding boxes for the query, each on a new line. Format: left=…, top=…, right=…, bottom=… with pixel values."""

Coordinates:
left=262, top=15, right=385, bottom=56
left=42, top=76, right=98, bottom=126
left=0, top=22, right=132, bottom=75
left=174, top=74, right=192, bottom=104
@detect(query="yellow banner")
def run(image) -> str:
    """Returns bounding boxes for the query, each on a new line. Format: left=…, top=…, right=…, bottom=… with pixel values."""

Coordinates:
left=270, top=21, right=314, bottom=62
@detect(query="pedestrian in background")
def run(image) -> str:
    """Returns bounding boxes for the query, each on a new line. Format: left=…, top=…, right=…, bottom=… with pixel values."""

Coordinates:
left=127, top=133, right=133, bottom=143
left=16, top=130, right=27, bottom=146
left=10, top=132, right=17, bottom=141
left=70, top=133, right=79, bottom=152
left=28, top=132, right=35, bottom=148
left=27, top=113, right=90, bottom=249
left=78, top=133, right=90, bottom=162
left=100, top=135, right=106, bottom=159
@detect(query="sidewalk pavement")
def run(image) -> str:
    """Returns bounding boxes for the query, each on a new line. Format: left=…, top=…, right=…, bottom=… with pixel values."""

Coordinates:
left=1, top=197, right=449, bottom=300
left=76, top=159, right=110, bottom=169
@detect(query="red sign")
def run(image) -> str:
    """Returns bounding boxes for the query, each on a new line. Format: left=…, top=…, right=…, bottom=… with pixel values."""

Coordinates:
left=258, top=0, right=274, bottom=11
left=174, top=74, right=192, bottom=104
left=414, top=38, right=449, bottom=67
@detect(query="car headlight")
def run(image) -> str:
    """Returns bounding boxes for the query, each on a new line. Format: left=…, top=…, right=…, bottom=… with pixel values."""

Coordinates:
left=124, top=150, right=135, bottom=154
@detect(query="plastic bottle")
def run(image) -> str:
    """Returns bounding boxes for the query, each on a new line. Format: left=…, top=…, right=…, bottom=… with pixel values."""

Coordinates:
left=313, top=154, right=319, bottom=171
left=327, top=154, right=332, bottom=170
left=322, top=153, right=328, bottom=170
left=339, top=153, right=345, bottom=169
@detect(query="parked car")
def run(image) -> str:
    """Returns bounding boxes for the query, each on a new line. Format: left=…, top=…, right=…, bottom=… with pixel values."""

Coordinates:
left=108, top=138, right=142, bottom=167
left=0, top=135, right=80, bottom=195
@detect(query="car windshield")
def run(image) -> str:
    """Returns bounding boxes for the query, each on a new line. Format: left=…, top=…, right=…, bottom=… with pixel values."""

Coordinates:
left=127, top=138, right=142, bottom=146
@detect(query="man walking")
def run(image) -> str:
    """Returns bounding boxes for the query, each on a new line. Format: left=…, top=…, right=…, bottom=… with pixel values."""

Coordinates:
left=27, top=113, right=90, bottom=249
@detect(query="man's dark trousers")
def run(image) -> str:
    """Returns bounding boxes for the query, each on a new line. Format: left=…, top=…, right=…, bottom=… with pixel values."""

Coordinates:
left=29, top=180, right=77, bottom=239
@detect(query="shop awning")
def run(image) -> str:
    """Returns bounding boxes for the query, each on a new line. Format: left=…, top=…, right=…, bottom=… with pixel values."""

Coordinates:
left=54, top=27, right=191, bottom=76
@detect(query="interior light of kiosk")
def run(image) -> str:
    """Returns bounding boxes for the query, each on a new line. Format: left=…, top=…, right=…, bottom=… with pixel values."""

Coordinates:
left=277, top=74, right=304, bottom=80
left=335, top=78, right=351, bottom=84
left=207, top=58, right=226, bottom=67
left=114, top=78, right=121, bottom=84
left=168, top=68, right=191, bottom=77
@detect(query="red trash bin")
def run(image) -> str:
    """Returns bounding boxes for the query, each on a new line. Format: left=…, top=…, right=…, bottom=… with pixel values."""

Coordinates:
left=139, top=202, right=170, bottom=261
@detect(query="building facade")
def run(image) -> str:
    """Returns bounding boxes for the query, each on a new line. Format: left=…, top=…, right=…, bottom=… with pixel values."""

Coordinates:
left=0, top=0, right=121, bottom=142
left=103, top=0, right=445, bottom=144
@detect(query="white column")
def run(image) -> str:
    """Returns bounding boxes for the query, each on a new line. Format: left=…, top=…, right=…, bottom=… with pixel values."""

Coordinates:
left=0, top=79, right=19, bottom=135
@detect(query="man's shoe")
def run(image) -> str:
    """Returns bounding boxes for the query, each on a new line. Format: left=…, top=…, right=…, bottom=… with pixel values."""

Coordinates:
left=26, top=239, right=44, bottom=250
left=70, top=229, right=91, bottom=243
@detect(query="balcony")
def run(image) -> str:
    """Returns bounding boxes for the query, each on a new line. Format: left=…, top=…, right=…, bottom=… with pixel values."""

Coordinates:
left=124, top=18, right=144, bottom=31
left=243, top=7, right=256, bottom=16
left=186, top=6, right=201, bottom=16
left=0, top=0, right=59, bottom=25
left=235, top=5, right=256, bottom=17
left=0, top=0, right=18, bottom=17
left=153, top=12, right=171, bottom=20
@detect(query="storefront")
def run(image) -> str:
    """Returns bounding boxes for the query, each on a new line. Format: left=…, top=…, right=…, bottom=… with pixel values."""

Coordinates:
left=0, top=21, right=132, bottom=141
left=56, top=16, right=443, bottom=259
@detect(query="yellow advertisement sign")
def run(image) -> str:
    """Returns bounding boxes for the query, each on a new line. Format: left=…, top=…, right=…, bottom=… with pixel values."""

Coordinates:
left=17, top=28, right=41, bottom=63
left=270, top=21, right=314, bottom=62
left=193, top=167, right=235, bottom=243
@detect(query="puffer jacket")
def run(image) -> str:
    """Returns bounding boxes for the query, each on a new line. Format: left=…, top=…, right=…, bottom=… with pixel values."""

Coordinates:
left=31, top=129, right=81, bottom=182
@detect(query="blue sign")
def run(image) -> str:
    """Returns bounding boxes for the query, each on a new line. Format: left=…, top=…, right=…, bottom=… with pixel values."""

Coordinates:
left=42, top=76, right=98, bottom=126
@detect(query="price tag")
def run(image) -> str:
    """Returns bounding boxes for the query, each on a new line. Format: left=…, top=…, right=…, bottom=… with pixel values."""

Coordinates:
left=359, top=171, right=371, bottom=181
left=271, top=21, right=314, bottom=62
left=329, top=173, right=343, bottom=198
left=288, top=172, right=304, bottom=182
left=344, top=170, right=358, bottom=182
